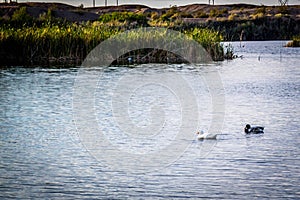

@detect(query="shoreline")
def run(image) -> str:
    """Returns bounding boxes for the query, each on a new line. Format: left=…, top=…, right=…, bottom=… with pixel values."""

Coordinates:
left=0, top=2, right=299, bottom=66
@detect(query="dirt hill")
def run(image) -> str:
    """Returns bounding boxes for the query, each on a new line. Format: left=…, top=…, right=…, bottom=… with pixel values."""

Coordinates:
left=0, top=2, right=299, bottom=40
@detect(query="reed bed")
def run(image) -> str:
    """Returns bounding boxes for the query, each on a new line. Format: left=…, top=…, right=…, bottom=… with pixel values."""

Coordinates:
left=187, top=28, right=224, bottom=61
left=0, top=21, right=225, bottom=66
left=109, top=27, right=225, bottom=65
left=0, top=23, right=122, bottom=65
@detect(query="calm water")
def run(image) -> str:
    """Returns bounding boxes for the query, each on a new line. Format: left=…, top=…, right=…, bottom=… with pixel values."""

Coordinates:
left=1, top=41, right=299, bottom=199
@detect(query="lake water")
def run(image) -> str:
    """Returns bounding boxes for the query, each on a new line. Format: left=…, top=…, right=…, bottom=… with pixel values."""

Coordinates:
left=0, top=41, right=299, bottom=199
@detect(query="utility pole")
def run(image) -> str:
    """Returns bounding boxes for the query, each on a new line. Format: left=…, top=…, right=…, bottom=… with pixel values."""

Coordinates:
left=117, top=0, right=119, bottom=6
left=93, top=0, right=95, bottom=7
left=105, top=0, right=107, bottom=6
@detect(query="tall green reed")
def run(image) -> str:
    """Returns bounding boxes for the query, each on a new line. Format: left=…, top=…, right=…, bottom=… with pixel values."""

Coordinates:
left=0, top=21, right=225, bottom=66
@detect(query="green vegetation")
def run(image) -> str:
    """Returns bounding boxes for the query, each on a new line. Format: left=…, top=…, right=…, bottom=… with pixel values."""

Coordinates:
left=195, top=11, right=209, bottom=18
left=0, top=22, right=120, bottom=65
left=160, top=6, right=179, bottom=22
left=152, top=6, right=193, bottom=23
left=209, top=8, right=228, bottom=18
left=11, top=7, right=32, bottom=22
left=98, top=12, right=147, bottom=25
left=278, top=6, right=289, bottom=14
left=0, top=23, right=225, bottom=65
left=0, top=6, right=227, bottom=66
left=286, top=35, right=300, bottom=47
left=111, top=27, right=225, bottom=65
left=254, top=6, right=267, bottom=15
left=5, top=2, right=299, bottom=65
left=188, top=28, right=224, bottom=60
left=228, top=13, right=237, bottom=21
left=1, top=2, right=298, bottom=66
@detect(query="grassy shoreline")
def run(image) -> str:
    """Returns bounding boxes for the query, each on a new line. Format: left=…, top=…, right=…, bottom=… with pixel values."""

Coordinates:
left=0, top=7, right=226, bottom=66
left=0, top=23, right=225, bottom=66
left=1, top=2, right=299, bottom=66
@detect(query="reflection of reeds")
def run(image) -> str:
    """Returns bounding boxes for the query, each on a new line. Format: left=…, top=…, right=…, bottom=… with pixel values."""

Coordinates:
left=0, top=23, right=225, bottom=66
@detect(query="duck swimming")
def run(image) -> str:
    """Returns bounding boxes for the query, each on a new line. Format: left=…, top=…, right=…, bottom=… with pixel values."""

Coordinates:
left=244, top=124, right=264, bottom=134
left=197, top=131, right=217, bottom=140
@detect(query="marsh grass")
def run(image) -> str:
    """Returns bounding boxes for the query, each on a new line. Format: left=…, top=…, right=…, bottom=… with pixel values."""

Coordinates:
left=0, top=8, right=227, bottom=66
left=0, top=23, right=122, bottom=65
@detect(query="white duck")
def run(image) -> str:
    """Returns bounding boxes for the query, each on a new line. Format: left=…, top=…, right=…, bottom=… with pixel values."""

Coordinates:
left=196, top=131, right=217, bottom=140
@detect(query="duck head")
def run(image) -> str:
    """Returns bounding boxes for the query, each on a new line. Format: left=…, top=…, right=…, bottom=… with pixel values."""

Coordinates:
left=245, top=124, right=251, bottom=133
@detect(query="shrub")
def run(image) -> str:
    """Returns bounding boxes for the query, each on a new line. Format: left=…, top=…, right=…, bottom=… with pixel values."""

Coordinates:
left=221, top=8, right=228, bottom=14
left=39, top=8, right=55, bottom=22
left=168, top=5, right=178, bottom=15
left=209, top=9, right=219, bottom=17
left=228, top=13, right=237, bottom=21
left=11, top=7, right=33, bottom=23
left=99, top=12, right=147, bottom=25
left=209, top=8, right=228, bottom=18
left=159, top=6, right=179, bottom=22
left=255, top=6, right=266, bottom=15
left=170, top=12, right=193, bottom=20
left=151, top=12, right=159, bottom=20
left=180, top=12, right=193, bottom=18
left=195, top=11, right=209, bottom=18
left=251, top=12, right=264, bottom=19
left=279, top=6, right=289, bottom=14
left=275, top=13, right=283, bottom=18
left=160, top=11, right=175, bottom=21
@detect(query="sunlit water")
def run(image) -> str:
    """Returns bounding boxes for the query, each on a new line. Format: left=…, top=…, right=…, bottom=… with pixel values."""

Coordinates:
left=1, top=41, right=299, bottom=199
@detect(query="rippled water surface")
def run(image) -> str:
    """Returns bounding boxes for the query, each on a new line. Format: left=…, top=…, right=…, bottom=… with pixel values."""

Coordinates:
left=1, top=41, right=299, bottom=199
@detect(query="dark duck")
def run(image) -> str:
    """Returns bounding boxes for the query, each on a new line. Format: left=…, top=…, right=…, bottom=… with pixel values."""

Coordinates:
left=244, top=124, right=264, bottom=134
